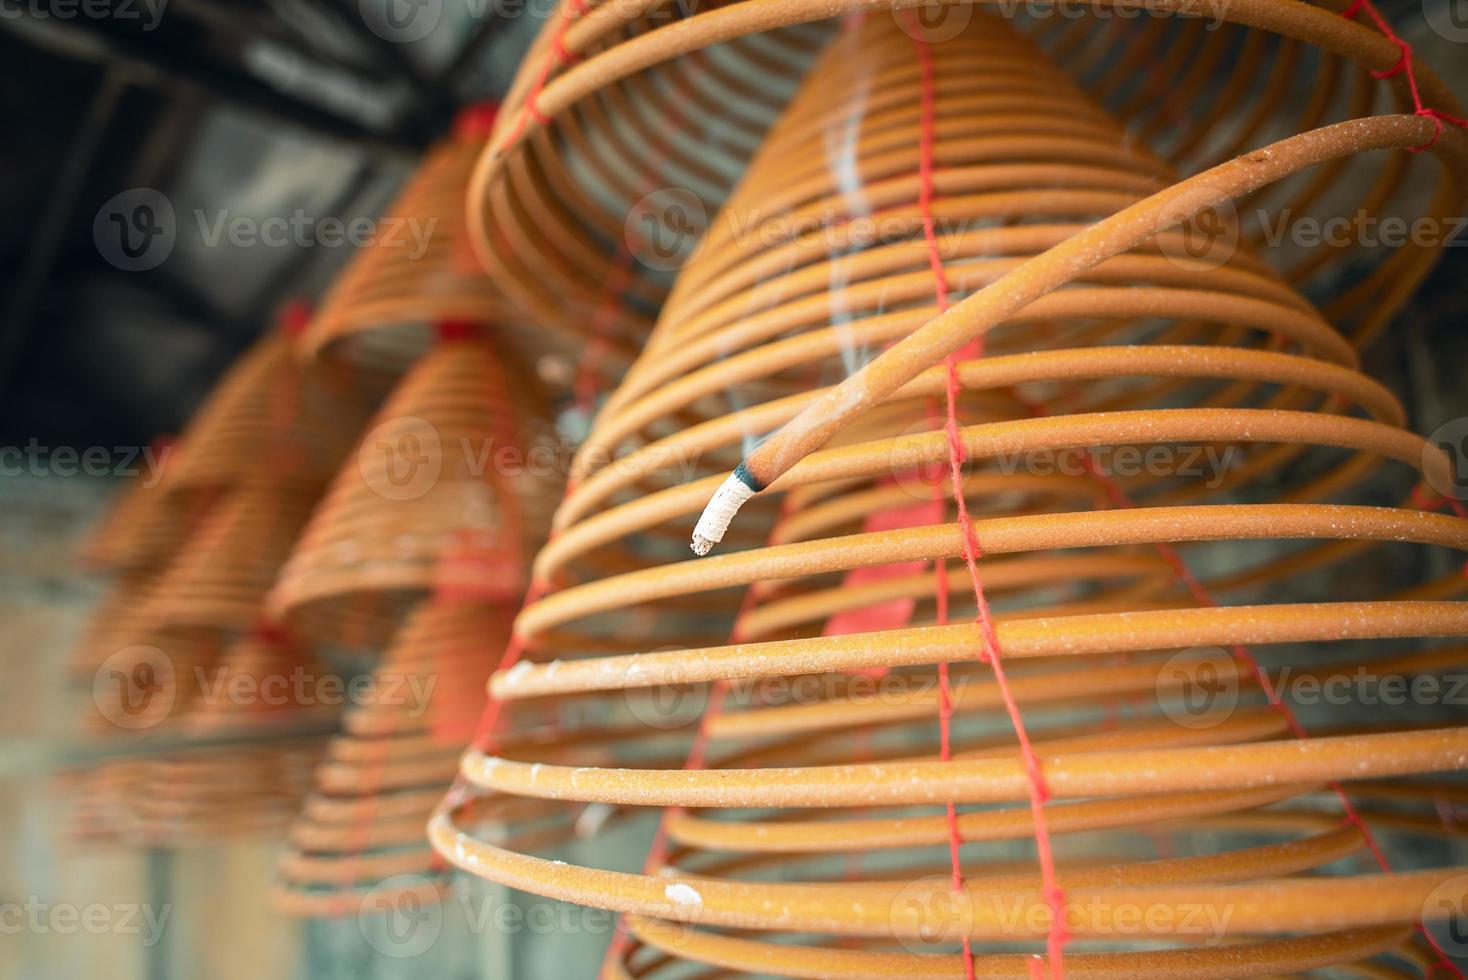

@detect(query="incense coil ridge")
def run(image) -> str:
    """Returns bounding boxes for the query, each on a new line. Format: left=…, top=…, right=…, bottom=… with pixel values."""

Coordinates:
left=432, top=12, right=1468, bottom=978
left=1017, top=0, right=1467, bottom=351
left=84, top=625, right=228, bottom=735
left=268, top=333, right=558, bottom=651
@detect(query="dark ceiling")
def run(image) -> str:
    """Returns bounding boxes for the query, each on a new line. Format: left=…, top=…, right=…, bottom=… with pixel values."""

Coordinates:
left=0, top=0, right=1463, bottom=459
left=0, top=0, right=537, bottom=449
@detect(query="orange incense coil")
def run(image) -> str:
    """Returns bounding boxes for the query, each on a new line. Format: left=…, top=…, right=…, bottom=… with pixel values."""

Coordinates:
left=56, top=761, right=150, bottom=846
left=432, top=11, right=1468, bottom=978
left=468, top=15, right=828, bottom=353
left=298, top=107, right=520, bottom=373
left=67, top=568, right=165, bottom=680
left=268, top=333, right=558, bottom=651
left=122, top=739, right=327, bottom=846
left=79, top=442, right=216, bottom=573
left=163, top=319, right=383, bottom=495
left=85, top=626, right=227, bottom=735
left=182, top=622, right=342, bottom=737
left=142, top=484, right=320, bottom=635
left=272, top=596, right=515, bottom=915
left=1019, top=3, right=1463, bottom=351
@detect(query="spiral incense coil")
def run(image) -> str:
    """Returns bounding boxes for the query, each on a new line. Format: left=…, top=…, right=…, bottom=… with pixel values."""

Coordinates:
left=121, top=739, right=327, bottom=846
left=85, top=626, right=227, bottom=735
left=79, top=444, right=216, bottom=573
left=272, top=596, right=513, bottom=915
left=474, top=0, right=1464, bottom=360
left=182, top=623, right=341, bottom=737
left=297, top=106, right=519, bottom=373
left=57, top=760, right=152, bottom=845
left=67, top=568, right=164, bottom=680
left=164, top=313, right=383, bottom=495
left=468, top=15, right=827, bottom=350
left=142, top=484, right=320, bottom=635
left=432, top=11, right=1468, bottom=978
left=268, top=333, right=557, bottom=651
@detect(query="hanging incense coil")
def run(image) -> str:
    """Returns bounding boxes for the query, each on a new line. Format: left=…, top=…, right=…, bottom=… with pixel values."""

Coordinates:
left=79, top=442, right=216, bottom=573
left=272, top=596, right=513, bottom=915
left=1016, top=4, right=1464, bottom=351
left=164, top=315, right=383, bottom=495
left=432, top=11, right=1468, bottom=978
left=120, top=739, right=327, bottom=846
left=297, top=107, right=520, bottom=373
left=182, top=622, right=342, bottom=737
left=467, top=16, right=826, bottom=352
left=142, top=484, right=321, bottom=635
left=85, top=625, right=228, bottom=735
left=60, top=737, right=326, bottom=848
left=268, top=334, right=558, bottom=651
left=57, top=760, right=152, bottom=845
left=68, top=568, right=164, bottom=680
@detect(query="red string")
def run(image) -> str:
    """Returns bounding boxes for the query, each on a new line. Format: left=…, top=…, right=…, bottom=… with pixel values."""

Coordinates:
left=277, top=299, right=312, bottom=337
left=434, top=319, right=478, bottom=342
left=909, top=22, right=1068, bottom=978
left=247, top=617, right=290, bottom=646
left=501, top=0, right=589, bottom=148
left=453, top=100, right=501, bottom=142
left=1341, top=0, right=1468, bottom=151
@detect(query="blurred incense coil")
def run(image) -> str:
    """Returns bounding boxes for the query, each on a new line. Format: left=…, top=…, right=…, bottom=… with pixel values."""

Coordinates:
left=183, top=623, right=342, bottom=737
left=268, top=334, right=558, bottom=651
left=60, top=737, right=326, bottom=848
left=298, top=109, right=520, bottom=373
left=85, top=626, right=227, bottom=735
left=57, top=760, right=151, bottom=845
left=273, top=597, right=513, bottom=916
left=142, top=485, right=320, bottom=635
left=79, top=442, right=215, bottom=572
left=431, top=11, right=1468, bottom=978
left=124, top=740, right=327, bottom=846
left=67, top=568, right=165, bottom=680
left=163, top=320, right=383, bottom=495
